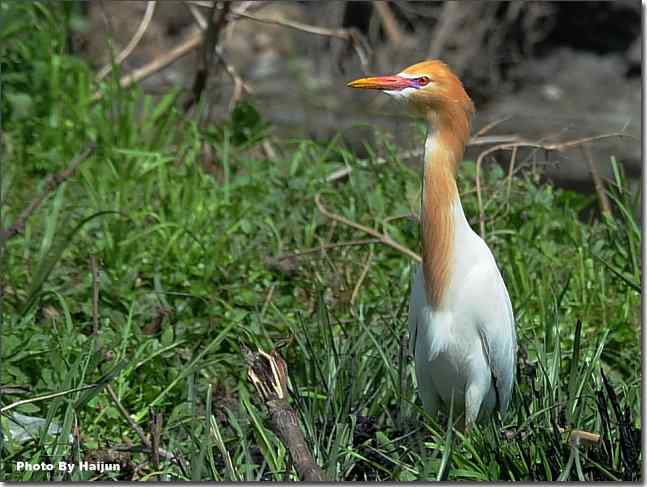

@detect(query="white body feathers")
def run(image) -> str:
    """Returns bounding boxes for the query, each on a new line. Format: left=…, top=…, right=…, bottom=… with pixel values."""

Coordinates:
left=408, top=193, right=517, bottom=426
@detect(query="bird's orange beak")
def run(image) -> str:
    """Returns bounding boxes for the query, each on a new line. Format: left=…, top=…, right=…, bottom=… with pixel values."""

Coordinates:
left=347, top=75, right=413, bottom=91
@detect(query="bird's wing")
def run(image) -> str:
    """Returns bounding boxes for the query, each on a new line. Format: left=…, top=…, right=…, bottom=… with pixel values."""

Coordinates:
left=470, top=261, right=517, bottom=415
left=408, top=265, right=426, bottom=359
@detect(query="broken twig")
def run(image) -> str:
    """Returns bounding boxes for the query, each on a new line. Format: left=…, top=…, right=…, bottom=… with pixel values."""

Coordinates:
left=243, top=346, right=327, bottom=481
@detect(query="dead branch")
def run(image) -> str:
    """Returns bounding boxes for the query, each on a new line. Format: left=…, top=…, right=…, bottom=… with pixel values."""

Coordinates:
left=228, top=7, right=371, bottom=72
left=231, top=8, right=351, bottom=40
left=325, top=135, right=522, bottom=183
left=0, top=144, right=96, bottom=243
left=187, top=0, right=208, bottom=28
left=216, top=47, right=253, bottom=111
left=96, top=1, right=157, bottom=81
left=184, top=2, right=231, bottom=112
left=93, top=1, right=371, bottom=102
left=474, top=132, right=632, bottom=238
left=243, top=346, right=327, bottom=481
left=192, top=0, right=371, bottom=68
left=315, top=193, right=421, bottom=263
left=505, top=146, right=518, bottom=206
left=92, top=29, right=203, bottom=102
left=374, top=1, right=403, bottom=45
left=187, top=3, right=253, bottom=111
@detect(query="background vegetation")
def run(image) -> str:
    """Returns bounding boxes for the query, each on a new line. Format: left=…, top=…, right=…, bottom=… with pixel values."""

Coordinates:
left=1, top=1, right=641, bottom=481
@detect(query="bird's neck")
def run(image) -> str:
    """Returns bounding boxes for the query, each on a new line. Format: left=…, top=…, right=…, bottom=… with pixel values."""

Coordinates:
left=421, top=110, right=471, bottom=309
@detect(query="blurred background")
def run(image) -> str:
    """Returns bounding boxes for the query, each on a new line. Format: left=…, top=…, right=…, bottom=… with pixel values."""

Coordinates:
left=71, top=1, right=641, bottom=192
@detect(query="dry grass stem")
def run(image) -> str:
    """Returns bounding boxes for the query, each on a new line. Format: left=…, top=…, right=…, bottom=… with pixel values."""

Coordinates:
left=325, top=135, right=521, bottom=183
left=475, top=116, right=514, bottom=137
left=260, top=283, right=276, bottom=319
left=582, top=143, right=612, bottom=216
left=149, top=409, right=163, bottom=472
left=105, top=385, right=177, bottom=465
left=90, top=255, right=101, bottom=351
left=505, top=145, right=518, bottom=206
left=96, top=1, right=157, bottom=81
left=559, top=427, right=602, bottom=446
left=106, top=384, right=148, bottom=444
left=276, top=239, right=380, bottom=261
left=315, top=193, right=421, bottom=263
left=92, top=30, right=204, bottom=102
left=350, top=246, right=374, bottom=305
left=1, top=385, right=97, bottom=414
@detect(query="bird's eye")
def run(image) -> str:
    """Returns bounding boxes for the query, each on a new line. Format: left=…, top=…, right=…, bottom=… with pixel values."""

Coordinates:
left=416, top=76, right=431, bottom=86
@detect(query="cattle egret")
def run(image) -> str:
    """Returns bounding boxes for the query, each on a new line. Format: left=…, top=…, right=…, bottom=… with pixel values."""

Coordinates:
left=348, top=60, right=517, bottom=430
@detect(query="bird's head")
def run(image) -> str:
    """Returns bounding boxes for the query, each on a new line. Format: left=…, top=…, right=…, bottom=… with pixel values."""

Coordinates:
left=347, top=60, right=474, bottom=120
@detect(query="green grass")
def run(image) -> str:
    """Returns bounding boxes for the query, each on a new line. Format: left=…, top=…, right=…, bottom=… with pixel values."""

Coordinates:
left=1, top=2, right=641, bottom=481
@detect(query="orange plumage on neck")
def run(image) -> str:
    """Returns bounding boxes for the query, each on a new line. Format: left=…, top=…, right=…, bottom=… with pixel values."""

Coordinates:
left=422, top=158, right=457, bottom=308
left=421, top=105, right=472, bottom=308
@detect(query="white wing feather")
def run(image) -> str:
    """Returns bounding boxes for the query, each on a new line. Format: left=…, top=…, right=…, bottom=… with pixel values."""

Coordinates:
left=472, top=261, right=517, bottom=415
left=407, top=265, right=425, bottom=359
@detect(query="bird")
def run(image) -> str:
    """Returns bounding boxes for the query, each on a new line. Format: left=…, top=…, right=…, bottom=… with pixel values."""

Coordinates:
left=348, top=60, right=516, bottom=430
